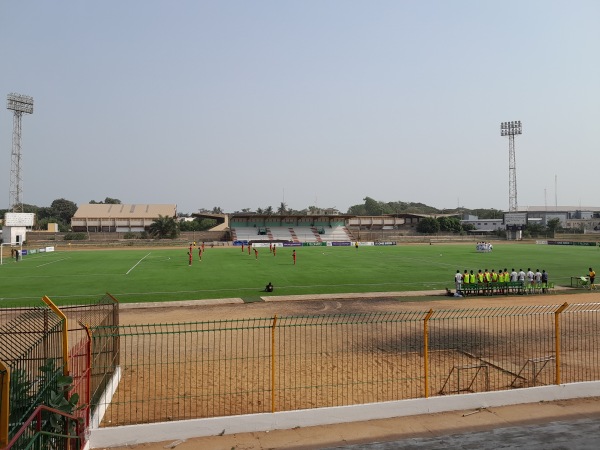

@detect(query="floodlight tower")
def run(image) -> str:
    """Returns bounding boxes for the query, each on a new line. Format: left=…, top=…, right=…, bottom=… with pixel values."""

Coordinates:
left=500, top=120, right=522, bottom=212
left=6, top=93, right=34, bottom=213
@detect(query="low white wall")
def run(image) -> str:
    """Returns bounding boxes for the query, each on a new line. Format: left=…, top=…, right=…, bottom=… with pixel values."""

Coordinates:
left=90, top=381, right=600, bottom=448
left=90, top=366, right=121, bottom=428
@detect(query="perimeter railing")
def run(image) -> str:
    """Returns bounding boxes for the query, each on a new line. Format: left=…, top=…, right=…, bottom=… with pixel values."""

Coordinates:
left=93, top=302, right=600, bottom=427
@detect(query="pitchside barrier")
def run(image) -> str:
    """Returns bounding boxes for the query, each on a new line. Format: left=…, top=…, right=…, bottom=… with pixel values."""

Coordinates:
left=0, top=294, right=119, bottom=448
left=91, top=302, right=600, bottom=428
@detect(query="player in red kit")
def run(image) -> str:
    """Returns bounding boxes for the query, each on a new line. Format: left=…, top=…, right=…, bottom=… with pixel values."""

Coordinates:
left=292, top=249, right=296, bottom=265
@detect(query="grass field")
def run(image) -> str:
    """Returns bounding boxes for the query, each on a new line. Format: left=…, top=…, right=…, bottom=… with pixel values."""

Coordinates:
left=0, top=243, right=597, bottom=306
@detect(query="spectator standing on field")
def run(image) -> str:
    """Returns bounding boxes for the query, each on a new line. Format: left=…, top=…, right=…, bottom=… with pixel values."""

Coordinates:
left=541, top=270, right=549, bottom=292
left=535, top=269, right=542, bottom=286
left=455, top=270, right=463, bottom=294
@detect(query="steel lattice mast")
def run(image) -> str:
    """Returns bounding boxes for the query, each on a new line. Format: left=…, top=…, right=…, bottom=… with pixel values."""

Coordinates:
left=501, top=121, right=522, bottom=212
left=6, top=93, right=34, bottom=213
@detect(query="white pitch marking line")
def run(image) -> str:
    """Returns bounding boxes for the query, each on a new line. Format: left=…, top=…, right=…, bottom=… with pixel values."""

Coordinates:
left=36, top=257, right=71, bottom=268
left=126, top=253, right=151, bottom=275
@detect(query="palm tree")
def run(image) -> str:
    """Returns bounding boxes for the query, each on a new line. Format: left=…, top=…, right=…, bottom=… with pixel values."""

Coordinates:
left=148, top=215, right=179, bottom=239
left=277, top=202, right=288, bottom=215
left=265, top=206, right=274, bottom=216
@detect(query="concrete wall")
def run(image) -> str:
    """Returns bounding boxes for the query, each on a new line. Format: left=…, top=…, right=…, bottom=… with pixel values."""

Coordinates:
left=89, top=381, right=600, bottom=448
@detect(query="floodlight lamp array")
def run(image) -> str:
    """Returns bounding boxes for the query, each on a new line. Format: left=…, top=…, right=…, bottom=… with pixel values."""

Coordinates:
left=500, top=120, right=522, bottom=136
left=6, top=93, right=34, bottom=114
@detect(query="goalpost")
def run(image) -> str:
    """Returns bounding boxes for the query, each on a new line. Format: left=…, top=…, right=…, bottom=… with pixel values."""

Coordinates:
left=0, top=242, right=23, bottom=265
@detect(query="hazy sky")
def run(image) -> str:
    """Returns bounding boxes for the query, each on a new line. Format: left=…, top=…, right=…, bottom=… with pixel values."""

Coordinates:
left=1, top=1, right=598, bottom=214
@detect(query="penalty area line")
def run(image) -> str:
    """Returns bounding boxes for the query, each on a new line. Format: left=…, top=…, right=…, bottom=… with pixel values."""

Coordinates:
left=36, top=257, right=71, bottom=268
left=126, top=253, right=151, bottom=275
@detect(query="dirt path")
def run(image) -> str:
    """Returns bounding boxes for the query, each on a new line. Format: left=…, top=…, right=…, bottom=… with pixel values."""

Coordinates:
left=119, top=290, right=600, bottom=325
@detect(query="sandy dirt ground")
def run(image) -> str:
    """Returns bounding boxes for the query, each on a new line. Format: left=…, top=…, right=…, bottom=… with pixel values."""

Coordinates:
left=99, top=290, right=600, bottom=449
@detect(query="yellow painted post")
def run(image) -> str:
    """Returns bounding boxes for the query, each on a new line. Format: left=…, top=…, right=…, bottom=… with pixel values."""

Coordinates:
left=105, top=293, right=120, bottom=304
left=42, top=296, right=70, bottom=376
left=554, top=302, right=569, bottom=385
left=423, top=309, right=434, bottom=398
left=0, top=360, right=9, bottom=447
left=271, top=314, right=278, bottom=413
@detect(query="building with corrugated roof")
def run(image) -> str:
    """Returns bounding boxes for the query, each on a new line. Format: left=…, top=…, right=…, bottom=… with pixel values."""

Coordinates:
left=71, top=204, right=177, bottom=232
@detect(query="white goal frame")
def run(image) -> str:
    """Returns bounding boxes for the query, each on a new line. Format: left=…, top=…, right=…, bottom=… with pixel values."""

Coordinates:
left=0, top=242, right=23, bottom=265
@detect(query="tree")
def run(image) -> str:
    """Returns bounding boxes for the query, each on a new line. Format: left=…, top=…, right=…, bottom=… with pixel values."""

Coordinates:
left=212, top=206, right=223, bottom=214
left=277, top=202, right=288, bottom=215
left=437, top=216, right=462, bottom=233
left=525, top=223, right=545, bottom=236
left=90, top=197, right=121, bottom=204
left=547, top=218, right=561, bottom=236
left=347, top=204, right=367, bottom=215
left=148, top=215, right=179, bottom=239
left=416, top=217, right=440, bottom=234
left=51, top=199, right=78, bottom=224
left=364, top=197, right=385, bottom=216
left=265, top=206, right=274, bottom=216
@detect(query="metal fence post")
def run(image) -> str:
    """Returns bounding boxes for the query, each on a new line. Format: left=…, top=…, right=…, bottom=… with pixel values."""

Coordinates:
left=423, top=309, right=434, bottom=398
left=0, top=360, right=9, bottom=448
left=271, top=314, right=278, bottom=413
left=554, top=302, right=569, bottom=385
left=42, top=296, right=70, bottom=376
left=82, top=323, right=92, bottom=430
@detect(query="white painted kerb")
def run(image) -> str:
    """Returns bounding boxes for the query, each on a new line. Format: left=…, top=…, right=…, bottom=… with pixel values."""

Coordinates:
left=90, top=381, right=600, bottom=448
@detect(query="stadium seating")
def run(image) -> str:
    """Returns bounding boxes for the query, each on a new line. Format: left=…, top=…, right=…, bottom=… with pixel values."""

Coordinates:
left=231, top=224, right=353, bottom=243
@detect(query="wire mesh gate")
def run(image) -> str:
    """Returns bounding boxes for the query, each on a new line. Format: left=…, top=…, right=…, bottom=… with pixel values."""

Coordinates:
left=0, top=294, right=119, bottom=447
left=93, top=303, right=600, bottom=427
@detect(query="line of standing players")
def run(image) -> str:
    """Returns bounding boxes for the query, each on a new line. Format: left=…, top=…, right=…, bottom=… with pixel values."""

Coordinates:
left=454, top=268, right=549, bottom=296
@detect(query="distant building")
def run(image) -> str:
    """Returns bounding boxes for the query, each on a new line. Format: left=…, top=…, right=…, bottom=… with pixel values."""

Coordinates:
left=460, top=215, right=504, bottom=232
left=512, top=206, right=600, bottom=233
left=71, top=204, right=177, bottom=232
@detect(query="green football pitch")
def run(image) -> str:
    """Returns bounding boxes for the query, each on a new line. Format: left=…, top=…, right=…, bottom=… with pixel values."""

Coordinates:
left=0, top=243, right=596, bottom=306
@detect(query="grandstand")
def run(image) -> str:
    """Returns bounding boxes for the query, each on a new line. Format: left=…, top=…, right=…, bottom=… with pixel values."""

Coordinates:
left=230, top=214, right=354, bottom=243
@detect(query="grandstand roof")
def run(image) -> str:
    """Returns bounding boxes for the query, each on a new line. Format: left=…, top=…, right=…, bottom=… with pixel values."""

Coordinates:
left=386, top=212, right=460, bottom=219
left=230, top=213, right=355, bottom=219
left=73, top=204, right=177, bottom=219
